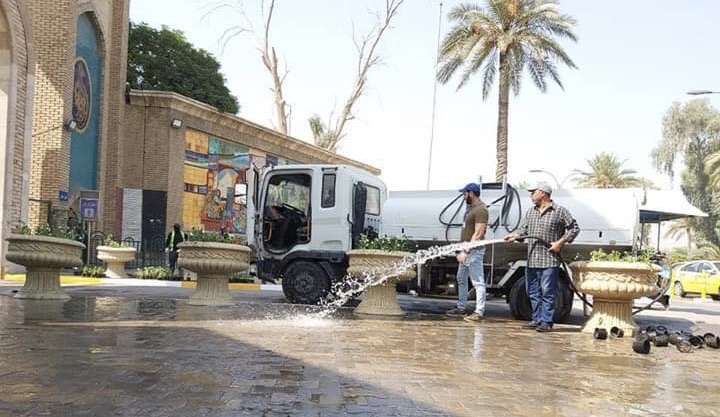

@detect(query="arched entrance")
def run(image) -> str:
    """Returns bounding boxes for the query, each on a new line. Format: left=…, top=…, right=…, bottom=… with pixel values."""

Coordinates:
left=69, top=13, right=103, bottom=196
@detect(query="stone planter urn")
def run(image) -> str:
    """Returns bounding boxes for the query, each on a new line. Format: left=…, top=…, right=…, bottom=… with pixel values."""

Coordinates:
left=5, top=234, right=85, bottom=300
left=177, top=241, right=251, bottom=305
left=570, top=261, right=660, bottom=334
left=96, top=246, right=137, bottom=278
left=347, top=249, right=416, bottom=317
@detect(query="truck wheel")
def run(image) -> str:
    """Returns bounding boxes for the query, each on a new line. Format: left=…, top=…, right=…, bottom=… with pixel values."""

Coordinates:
left=282, top=261, right=330, bottom=304
left=508, top=275, right=574, bottom=323
left=509, top=278, right=532, bottom=320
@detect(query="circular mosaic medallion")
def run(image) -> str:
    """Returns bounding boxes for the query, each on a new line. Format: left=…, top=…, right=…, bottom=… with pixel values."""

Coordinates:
left=72, top=58, right=92, bottom=132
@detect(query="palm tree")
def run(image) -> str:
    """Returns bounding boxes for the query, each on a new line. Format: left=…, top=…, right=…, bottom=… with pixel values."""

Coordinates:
left=437, top=0, right=578, bottom=181
left=664, top=218, right=693, bottom=254
left=706, top=149, right=720, bottom=189
left=308, top=115, right=335, bottom=150
left=574, top=152, right=643, bottom=188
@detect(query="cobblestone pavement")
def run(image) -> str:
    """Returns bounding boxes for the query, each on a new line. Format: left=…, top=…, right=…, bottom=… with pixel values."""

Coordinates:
left=1, top=285, right=719, bottom=417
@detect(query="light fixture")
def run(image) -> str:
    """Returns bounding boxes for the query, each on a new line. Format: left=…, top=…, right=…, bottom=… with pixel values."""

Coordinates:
left=170, top=118, right=183, bottom=129
left=64, top=119, right=78, bottom=131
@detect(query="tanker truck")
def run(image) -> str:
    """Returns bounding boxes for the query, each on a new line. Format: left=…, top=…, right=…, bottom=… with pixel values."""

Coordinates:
left=247, top=164, right=702, bottom=323
left=381, top=183, right=705, bottom=322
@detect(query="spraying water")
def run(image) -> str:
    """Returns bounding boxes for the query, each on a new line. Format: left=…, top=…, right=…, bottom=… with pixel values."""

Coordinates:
left=317, top=239, right=506, bottom=317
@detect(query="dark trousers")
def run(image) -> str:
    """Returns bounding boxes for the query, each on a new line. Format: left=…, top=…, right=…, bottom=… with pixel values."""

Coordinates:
left=526, top=267, right=559, bottom=325
left=169, top=250, right=179, bottom=274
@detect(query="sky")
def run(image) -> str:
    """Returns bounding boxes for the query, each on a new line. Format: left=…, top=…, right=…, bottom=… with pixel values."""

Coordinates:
left=130, top=0, right=720, bottom=192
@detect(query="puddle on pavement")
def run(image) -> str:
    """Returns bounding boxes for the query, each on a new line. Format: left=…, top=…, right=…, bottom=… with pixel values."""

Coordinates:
left=2, top=293, right=720, bottom=417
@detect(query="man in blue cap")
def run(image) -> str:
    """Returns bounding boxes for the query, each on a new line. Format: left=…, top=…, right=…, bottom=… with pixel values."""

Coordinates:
left=446, top=182, right=489, bottom=321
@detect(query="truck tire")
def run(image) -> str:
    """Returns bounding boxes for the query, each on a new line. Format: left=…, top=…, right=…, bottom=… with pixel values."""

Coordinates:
left=282, top=260, right=330, bottom=304
left=508, top=274, right=573, bottom=323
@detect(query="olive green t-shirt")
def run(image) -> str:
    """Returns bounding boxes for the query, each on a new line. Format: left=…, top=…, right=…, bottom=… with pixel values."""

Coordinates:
left=461, top=202, right=489, bottom=242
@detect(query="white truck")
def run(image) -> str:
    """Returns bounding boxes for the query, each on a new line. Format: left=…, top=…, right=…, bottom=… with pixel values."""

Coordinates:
left=247, top=164, right=703, bottom=322
left=382, top=184, right=705, bottom=322
left=247, top=164, right=387, bottom=304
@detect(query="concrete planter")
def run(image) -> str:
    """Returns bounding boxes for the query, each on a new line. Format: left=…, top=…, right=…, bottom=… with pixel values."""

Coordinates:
left=96, top=246, right=137, bottom=278
left=570, top=261, right=660, bottom=334
left=347, top=249, right=416, bottom=317
left=5, top=234, right=85, bottom=300
left=177, top=241, right=251, bottom=305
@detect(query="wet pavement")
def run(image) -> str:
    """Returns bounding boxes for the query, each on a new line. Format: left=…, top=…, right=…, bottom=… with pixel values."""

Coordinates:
left=1, top=283, right=720, bottom=417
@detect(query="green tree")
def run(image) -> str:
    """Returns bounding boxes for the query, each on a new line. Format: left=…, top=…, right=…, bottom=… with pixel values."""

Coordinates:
left=436, top=0, right=577, bottom=181
left=706, top=149, right=720, bottom=189
left=651, top=99, right=720, bottom=246
left=308, top=115, right=334, bottom=150
left=574, top=152, right=643, bottom=188
left=127, top=22, right=239, bottom=114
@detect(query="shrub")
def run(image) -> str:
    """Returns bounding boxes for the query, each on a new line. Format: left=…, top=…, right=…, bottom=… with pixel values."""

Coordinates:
left=229, top=271, right=255, bottom=283
left=589, top=248, right=656, bottom=263
left=13, top=221, right=77, bottom=240
left=136, top=266, right=173, bottom=280
left=103, top=234, right=131, bottom=248
left=358, top=233, right=412, bottom=252
left=81, top=264, right=106, bottom=277
left=186, top=228, right=234, bottom=244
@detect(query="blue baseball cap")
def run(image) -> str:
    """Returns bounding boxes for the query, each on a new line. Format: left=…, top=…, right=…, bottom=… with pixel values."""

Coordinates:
left=458, top=183, right=481, bottom=193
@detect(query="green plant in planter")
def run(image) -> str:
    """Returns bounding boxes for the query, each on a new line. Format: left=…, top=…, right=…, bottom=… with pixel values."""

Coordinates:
left=358, top=233, right=412, bottom=252
left=12, top=221, right=77, bottom=240
left=186, top=228, right=235, bottom=244
left=103, top=234, right=130, bottom=248
left=589, top=248, right=657, bottom=263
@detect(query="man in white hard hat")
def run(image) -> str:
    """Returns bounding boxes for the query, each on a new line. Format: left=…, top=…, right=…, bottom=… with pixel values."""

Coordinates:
left=505, top=181, right=580, bottom=332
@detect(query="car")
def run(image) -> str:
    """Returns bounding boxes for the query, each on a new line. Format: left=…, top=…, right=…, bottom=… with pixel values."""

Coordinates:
left=672, top=260, right=720, bottom=299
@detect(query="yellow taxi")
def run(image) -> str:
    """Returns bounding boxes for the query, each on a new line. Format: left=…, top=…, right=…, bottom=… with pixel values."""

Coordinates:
left=672, top=260, right=720, bottom=299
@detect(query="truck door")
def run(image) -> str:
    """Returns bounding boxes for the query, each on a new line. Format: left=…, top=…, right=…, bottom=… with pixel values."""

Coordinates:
left=260, top=172, right=312, bottom=253
left=351, top=182, right=367, bottom=248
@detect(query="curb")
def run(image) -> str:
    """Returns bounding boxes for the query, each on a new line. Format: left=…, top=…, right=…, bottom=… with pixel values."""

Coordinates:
left=2, top=274, right=282, bottom=292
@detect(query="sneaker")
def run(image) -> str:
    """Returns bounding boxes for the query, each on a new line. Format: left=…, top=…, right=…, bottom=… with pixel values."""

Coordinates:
left=463, top=312, right=484, bottom=322
left=522, top=321, right=539, bottom=329
left=445, top=307, right=468, bottom=317
left=536, top=323, right=552, bottom=332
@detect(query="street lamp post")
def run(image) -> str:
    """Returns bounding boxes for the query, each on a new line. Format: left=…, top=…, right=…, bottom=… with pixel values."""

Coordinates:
left=528, top=169, right=582, bottom=189
left=687, top=90, right=720, bottom=96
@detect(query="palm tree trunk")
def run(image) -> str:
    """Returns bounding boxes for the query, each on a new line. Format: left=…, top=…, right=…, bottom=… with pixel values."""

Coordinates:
left=495, top=52, right=510, bottom=182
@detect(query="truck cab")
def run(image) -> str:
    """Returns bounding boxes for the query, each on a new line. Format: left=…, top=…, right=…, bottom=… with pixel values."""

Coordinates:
left=250, top=164, right=386, bottom=304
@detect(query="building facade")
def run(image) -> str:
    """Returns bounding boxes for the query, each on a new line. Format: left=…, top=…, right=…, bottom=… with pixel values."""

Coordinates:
left=0, top=0, right=378, bottom=273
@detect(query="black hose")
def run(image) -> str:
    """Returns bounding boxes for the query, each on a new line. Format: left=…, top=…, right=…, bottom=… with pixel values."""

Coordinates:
left=515, top=234, right=594, bottom=309
left=438, top=183, right=522, bottom=242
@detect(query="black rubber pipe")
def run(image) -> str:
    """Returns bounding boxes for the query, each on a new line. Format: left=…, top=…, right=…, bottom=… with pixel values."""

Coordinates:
left=610, top=327, right=624, bottom=338
left=654, top=334, right=669, bottom=347
left=689, top=335, right=705, bottom=348
left=594, top=328, right=608, bottom=340
left=677, top=340, right=693, bottom=353
left=703, top=333, right=719, bottom=349
left=633, top=339, right=651, bottom=354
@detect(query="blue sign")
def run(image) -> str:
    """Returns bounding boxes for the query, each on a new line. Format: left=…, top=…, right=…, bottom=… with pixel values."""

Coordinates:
left=80, top=198, right=98, bottom=220
left=58, top=190, right=69, bottom=202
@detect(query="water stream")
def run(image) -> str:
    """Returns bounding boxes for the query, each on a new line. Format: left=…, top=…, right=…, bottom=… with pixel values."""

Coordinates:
left=317, top=239, right=506, bottom=316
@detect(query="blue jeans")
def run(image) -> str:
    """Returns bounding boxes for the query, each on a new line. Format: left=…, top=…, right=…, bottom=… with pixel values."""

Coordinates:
left=526, top=267, right=558, bottom=325
left=456, top=248, right=486, bottom=314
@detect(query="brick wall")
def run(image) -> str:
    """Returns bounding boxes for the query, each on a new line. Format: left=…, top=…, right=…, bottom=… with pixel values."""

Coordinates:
left=27, top=0, right=74, bottom=227
left=118, top=91, right=381, bottom=235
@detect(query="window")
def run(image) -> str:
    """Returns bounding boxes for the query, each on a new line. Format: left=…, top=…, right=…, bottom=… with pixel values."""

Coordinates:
left=701, top=263, right=715, bottom=273
left=681, top=263, right=699, bottom=273
left=321, top=174, right=336, bottom=208
left=365, top=185, right=381, bottom=215
left=713, top=262, right=720, bottom=272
